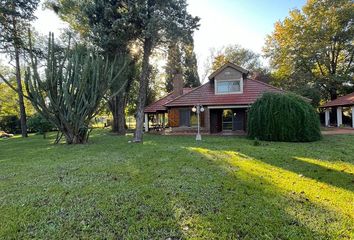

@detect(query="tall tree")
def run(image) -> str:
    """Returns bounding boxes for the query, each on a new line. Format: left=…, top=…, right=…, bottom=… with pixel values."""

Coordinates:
left=133, top=0, right=199, bottom=143
left=183, top=40, right=200, bottom=88
left=0, top=0, right=40, bottom=137
left=47, top=0, right=139, bottom=135
left=165, top=38, right=200, bottom=92
left=165, top=43, right=183, bottom=92
left=264, top=0, right=354, bottom=100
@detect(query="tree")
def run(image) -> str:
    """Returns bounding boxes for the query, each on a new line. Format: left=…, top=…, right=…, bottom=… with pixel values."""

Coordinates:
left=0, top=0, right=40, bottom=137
left=165, top=37, right=200, bottom=92
left=46, top=0, right=139, bottom=135
left=0, top=63, right=35, bottom=117
left=132, top=0, right=199, bottom=143
left=0, top=80, right=35, bottom=117
left=248, top=92, right=321, bottom=142
left=183, top=40, right=200, bottom=88
left=204, top=44, right=263, bottom=78
left=165, top=43, right=183, bottom=92
left=25, top=33, right=126, bottom=144
left=264, top=0, right=354, bottom=100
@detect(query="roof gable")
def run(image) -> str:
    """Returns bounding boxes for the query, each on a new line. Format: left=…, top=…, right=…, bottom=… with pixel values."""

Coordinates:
left=208, top=62, right=249, bottom=80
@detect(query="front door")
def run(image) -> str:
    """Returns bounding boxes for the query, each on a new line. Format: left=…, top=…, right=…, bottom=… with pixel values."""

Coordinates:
left=210, top=109, right=222, bottom=133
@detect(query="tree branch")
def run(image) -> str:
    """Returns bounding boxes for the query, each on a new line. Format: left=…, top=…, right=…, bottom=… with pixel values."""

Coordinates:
left=345, top=51, right=353, bottom=74
left=0, top=72, right=17, bottom=91
left=314, top=56, right=325, bottom=77
left=0, top=72, right=31, bottom=100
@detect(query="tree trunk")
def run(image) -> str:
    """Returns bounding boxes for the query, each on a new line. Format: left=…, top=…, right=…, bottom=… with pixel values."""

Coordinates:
left=109, top=94, right=126, bottom=135
left=14, top=45, right=28, bottom=137
left=133, top=38, right=153, bottom=143
left=12, top=8, right=27, bottom=137
left=63, top=130, right=88, bottom=144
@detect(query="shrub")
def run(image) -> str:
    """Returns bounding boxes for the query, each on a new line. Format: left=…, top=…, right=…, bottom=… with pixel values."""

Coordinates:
left=248, top=92, right=321, bottom=142
left=0, top=115, right=21, bottom=134
left=27, top=113, right=55, bottom=138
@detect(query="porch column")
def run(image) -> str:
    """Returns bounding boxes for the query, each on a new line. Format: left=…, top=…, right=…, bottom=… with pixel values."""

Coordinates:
left=336, top=107, right=343, bottom=127
left=352, top=106, right=354, bottom=128
left=144, top=113, right=149, bottom=132
left=162, top=113, right=166, bottom=128
left=325, top=109, right=330, bottom=127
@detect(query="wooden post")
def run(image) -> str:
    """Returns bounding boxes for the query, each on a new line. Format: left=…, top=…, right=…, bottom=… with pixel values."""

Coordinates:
left=337, top=107, right=343, bottom=127
left=325, top=109, right=330, bottom=127
left=144, top=113, right=149, bottom=132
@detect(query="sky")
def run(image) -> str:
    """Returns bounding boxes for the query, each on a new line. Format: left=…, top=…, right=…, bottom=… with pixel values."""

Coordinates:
left=31, top=0, right=307, bottom=81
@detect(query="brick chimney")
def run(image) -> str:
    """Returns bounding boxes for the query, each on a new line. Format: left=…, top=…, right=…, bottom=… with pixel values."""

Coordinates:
left=173, top=73, right=184, bottom=96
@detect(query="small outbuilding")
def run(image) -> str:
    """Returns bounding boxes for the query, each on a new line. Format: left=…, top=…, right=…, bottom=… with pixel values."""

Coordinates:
left=320, top=92, right=354, bottom=128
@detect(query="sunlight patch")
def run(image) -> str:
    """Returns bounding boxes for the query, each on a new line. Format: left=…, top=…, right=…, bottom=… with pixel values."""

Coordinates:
left=293, top=157, right=354, bottom=174
left=186, top=147, right=354, bottom=218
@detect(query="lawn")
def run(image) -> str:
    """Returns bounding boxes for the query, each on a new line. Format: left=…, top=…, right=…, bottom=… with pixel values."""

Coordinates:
left=0, top=131, right=353, bottom=239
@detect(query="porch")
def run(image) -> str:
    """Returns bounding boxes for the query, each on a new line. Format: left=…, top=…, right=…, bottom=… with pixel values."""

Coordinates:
left=208, top=106, right=248, bottom=134
left=144, top=111, right=168, bottom=132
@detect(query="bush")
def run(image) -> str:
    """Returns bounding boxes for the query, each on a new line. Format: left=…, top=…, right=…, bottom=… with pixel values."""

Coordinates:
left=0, top=115, right=21, bottom=134
left=27, top=113, right=55, bottom=138
left=248, top=92, right=321, bottom=142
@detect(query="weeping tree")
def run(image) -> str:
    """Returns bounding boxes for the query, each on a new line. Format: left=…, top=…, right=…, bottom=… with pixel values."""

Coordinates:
left=248, top=92, right=321, bottom=142
left=25, top=33, right=126, bottom=144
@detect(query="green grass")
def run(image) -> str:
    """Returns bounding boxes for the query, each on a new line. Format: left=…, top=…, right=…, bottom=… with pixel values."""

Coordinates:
left=0, top=131, right=353, bottom=239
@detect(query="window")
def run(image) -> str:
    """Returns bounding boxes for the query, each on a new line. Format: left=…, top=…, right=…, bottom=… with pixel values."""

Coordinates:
left=179, top=110, right=203, bottom=127
left=179, top=109, right=190, bottom=127
left=216, top=79, right=242, bottom=94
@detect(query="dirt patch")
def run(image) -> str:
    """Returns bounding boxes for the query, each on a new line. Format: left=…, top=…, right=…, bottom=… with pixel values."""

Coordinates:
left=322, top=128, right=354, bottom=135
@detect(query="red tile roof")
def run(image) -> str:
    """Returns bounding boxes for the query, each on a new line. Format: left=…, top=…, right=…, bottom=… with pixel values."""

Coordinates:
left=164, top=79, right=283, bottom=107
left=144, top=88, right=194, bottom=113
left=321, top=92, right=354, bottom=108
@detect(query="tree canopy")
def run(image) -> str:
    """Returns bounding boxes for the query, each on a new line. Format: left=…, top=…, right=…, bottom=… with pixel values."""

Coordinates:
left=0, top=0, right=39, bottom=53
left=264, top=0, right=354, bottom=100
left=206, top=44, right=263, bottom=74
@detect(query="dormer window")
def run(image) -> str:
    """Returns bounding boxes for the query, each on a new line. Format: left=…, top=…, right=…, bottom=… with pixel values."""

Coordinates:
left=215, top=79, right=243, bottom=94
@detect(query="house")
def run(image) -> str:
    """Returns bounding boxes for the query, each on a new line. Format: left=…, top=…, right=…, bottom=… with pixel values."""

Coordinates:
left=144, top=62, right=283, bottom=134
left=320, top=92, right=354, bottom=128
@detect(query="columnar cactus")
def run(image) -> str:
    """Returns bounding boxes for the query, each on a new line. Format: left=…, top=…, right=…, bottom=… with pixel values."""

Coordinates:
left=25, top=33, right=125, bottom=144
